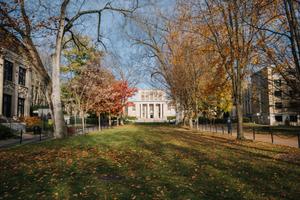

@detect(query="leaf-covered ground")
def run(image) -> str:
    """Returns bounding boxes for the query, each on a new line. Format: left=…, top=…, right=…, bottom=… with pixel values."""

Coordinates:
left=1, top=124, right=300, bottom=200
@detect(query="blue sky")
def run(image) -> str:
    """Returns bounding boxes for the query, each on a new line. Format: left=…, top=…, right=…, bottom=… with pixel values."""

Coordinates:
left=68, top=0, right=176, bottom=89
left=26, top=0, right=176, bottom=88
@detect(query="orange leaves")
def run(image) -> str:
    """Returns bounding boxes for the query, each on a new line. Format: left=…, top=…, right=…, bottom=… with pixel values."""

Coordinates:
left=81, top=150, right=89, bottom=158
left=66, top=158, right=73, bottom=166
left=21, top=116, right=42, bottom=128
left=109, top=81, right=137, bottom=115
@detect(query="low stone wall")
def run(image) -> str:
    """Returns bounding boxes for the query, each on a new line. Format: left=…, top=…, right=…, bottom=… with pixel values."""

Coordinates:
left=1, top=123, right=26, bottom=132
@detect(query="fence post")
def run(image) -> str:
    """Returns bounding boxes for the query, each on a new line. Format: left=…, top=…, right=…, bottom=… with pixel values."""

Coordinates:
left=252, top=128, right=255, bottom=141
left=298, top=133, right=300, bottom=148
left=20, top=130, right=23, bottom=144
left=271, top=130, right=274, bottom=144
left=40, top=130, right=42, bottom=141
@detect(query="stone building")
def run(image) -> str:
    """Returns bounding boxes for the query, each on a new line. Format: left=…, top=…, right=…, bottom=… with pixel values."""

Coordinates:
left=251, top=67, right=300, bottom=125
left=126, top=89, right=176, bottom=122
left=0, top=28, right=49, bottom=119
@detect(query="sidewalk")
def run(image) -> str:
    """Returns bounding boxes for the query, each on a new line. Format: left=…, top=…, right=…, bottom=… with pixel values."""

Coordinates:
left=0, top=133, right=53, bottom=149
left=198, top=125, right=300, bottom=148
left=0, top=126, right=99, bottom=149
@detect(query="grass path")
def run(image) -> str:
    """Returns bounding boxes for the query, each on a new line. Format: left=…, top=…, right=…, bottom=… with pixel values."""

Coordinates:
left=1, top=124, right=300, bottom=200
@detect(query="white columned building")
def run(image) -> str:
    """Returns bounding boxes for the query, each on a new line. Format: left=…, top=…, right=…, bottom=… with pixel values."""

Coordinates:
left=126, top=89, right=176, bottom=122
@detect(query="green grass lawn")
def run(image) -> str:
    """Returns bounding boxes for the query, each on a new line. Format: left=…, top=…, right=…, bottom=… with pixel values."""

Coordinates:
left=1, top=124, right=300, bottom=200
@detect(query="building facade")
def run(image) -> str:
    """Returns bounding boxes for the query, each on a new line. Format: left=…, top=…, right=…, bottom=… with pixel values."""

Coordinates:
left=251, top=67, right=300, bottom=126
left=0, top=29, right=49, bottom=119
left=126, top=89, right=176, bottom=122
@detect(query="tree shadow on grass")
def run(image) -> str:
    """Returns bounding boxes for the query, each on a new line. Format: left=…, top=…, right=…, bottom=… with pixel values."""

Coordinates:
left=134, top=137, right=300, bottom=200
left=1, top=125, right=300, bottom=200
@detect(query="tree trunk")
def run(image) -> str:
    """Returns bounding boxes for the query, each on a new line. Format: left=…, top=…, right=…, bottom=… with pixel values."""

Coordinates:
left=120, top=113, right=124, bottom=125
left=236, top=66, right=244, bottom=139
left=116, top=116, right=119, bottom=126
left=183, top=114, right=187, bottom=126
left=108, top=113, right=112, bottom=127
left=51, top=0, right=70, bottom=138
left=98, top=114, right=101, bottom=131
left=236, top=102, right=244, bottom=139
left=44, top=86, right=54, bottom=136
left=189, top=117, right=193, bottom=129
left=196, top=114, right=199, bottom=130
left=81, top=112, right=85, bottom=134
left=74, top=113, right=77, bottom=128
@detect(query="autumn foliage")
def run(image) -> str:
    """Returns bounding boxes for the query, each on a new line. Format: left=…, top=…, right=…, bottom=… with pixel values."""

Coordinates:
left=21, top=117, right=42, bottom=128
left=66, top=65, right=136, bottom=129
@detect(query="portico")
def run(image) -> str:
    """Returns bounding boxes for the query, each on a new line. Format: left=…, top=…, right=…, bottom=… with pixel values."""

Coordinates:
left=138, top=103, right=164, bottom=119
left=126, top=89, right=176, bottom=122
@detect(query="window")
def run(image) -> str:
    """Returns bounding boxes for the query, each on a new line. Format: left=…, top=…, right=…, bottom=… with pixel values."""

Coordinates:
left=4, top=59, right=13, bottom=82
left=17, top=97, right=25, bottom=117
left=290, top=115, right=298, bottom=122
left=275, top=115, right=282, bottom=122
left=19, top=67, right=26, bottom=86
left=274, top=79, right=281, bottom=88
left=275, top=102, right=283, bottom=109
left=289, top=102, right=300, bottom=109
left=3, top=94, right=12, bottom=117
left=274, top=91, right=282, bottom=98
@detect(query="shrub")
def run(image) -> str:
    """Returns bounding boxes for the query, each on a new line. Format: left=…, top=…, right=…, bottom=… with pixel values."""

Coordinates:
left=198, top=117, right=225, bottom=124
left=167, top=116, right=176, bottom=121
left=243, top=117, right=251, bottom=123
left=126, top=116, right=137, bottom=121
left=21, top=116, right=42, bottom=128
left=0, top=124, right=16, bottom=140
left=70, top=117, right=98, bottom=125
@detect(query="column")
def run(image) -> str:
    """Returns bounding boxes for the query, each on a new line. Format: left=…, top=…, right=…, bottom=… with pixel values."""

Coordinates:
left=0, top=56, right=3, bottom=115
left=13, top=63, right=19, bottom=117
left=140, top=104, right=142, bottom=119
left=147, top=104, right=149, bottom=119
left=149, top=104, right=152, bottom=119
left=24, top=68, right=32, bottom=116
left=161, top=103, right=164, bottom=119
left=153, top=103, right=157, bottom=119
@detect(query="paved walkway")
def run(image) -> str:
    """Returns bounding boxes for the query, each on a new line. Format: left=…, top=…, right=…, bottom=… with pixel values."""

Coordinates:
left=0, top=126, right=99, bottom=149
left=198, top=125, right=299, bottom=148
left=0, top=133, right=53, bottom=149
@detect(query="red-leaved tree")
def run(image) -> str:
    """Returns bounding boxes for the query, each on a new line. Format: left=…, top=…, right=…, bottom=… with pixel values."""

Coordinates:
left=110, top=81, right=137, bottom=125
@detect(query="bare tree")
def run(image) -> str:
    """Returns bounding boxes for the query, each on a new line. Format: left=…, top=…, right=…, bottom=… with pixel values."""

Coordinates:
left=0, top=0, right=139, bottom=138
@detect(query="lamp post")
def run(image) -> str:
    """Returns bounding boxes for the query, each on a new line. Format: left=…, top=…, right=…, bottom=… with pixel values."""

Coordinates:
left=256, top=112, right=261, bottom=124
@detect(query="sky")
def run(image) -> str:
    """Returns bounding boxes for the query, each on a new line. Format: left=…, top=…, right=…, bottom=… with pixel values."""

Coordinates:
left=17, top=0, right=176, bottom=89
left=65, top=0, right=176, bottom=89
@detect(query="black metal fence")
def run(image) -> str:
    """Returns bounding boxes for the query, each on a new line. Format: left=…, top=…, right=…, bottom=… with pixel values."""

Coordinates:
left=195, top=123, right=300, bottom=148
